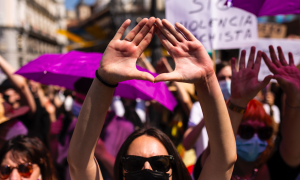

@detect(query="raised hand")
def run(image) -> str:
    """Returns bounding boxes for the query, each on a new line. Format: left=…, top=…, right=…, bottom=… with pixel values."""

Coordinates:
left=154, top=19, right=215, bottom=84
left=230, top=47, right=272, bottom=107
left=98, top=18, right=156, bottom=85
left=262, top=46, right=300, bottom=107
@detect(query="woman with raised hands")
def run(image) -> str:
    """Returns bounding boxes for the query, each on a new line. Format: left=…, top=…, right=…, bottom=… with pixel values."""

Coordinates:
left=194, top=45, right=300, bottom=180
left=67, top=17, right=236, bottom=180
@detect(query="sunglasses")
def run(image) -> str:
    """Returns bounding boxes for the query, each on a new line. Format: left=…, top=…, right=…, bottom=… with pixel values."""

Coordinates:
left=0, top=163, right=33, bottom=179
left=121, top=155, right=174, bottom=173
left=238, top=124, right=273, bottom=141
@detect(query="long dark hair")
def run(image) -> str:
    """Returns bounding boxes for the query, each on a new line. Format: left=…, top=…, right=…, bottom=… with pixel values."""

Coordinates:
left=114, top=128, right=192, bottom=180
left=0, top=135, right=57, bottom=180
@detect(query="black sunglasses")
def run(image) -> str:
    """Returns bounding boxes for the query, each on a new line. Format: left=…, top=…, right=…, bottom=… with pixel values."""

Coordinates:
left=0, top=163, right=33, bottom=179
left=238, top=124, right=273, bottom=141
left=121, top=155, right=174, bottom=173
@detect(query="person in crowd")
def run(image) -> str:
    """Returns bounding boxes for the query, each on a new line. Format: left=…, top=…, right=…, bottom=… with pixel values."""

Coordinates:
left=159, top=57, right=194, bottom=146
left=183, top=61, right=232, bottom=158
left=0, top=56, right=36, bottom=115
left=68, top=17, right=236, bottom=180
left=57, top=77, right=134, bottom=180
left=0, top=56, right=56, bottom=150
left=0, top=98, right=29, bottom=148
left=0, top=56, right=37, bottom=149
left=139, top=55, right=194, bottom=144
left=0, top=135, right=57, bottom=180
left=193, top=46, right=300, bottom=179
left=263, top=91, right=280, bottom=124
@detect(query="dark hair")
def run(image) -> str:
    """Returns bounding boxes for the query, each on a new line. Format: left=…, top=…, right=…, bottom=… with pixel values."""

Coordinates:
left=114, top=128, right=192, bottom=180
left=73, top=78, right=93, bottom=95
left=0, top=135, right=57, bottom=180
left=216, top=61, right=230, bottom=76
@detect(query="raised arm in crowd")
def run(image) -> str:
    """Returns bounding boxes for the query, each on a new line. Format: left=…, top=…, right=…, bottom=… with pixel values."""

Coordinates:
left=67, top=17, right=236, bottom=180
left=194, top=45, right=300, bottom=180
left=0, top=56, right=36, bottom=114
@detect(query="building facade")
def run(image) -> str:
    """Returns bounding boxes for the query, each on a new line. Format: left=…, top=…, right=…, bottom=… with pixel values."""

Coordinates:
left=66, top=0, right=165, bottom=52
left=0, top=0, right=67, bottom=69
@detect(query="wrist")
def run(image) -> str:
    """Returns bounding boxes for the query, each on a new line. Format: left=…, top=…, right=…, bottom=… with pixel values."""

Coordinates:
left=286, top=95, right=300, bottom=108
left=96, top=68, right=118, bottom=86
left=229, top=97, right=248, bottom=108
left=227, top=98, right=247, bottom=114
left=194, top=71, right=216, bottom=88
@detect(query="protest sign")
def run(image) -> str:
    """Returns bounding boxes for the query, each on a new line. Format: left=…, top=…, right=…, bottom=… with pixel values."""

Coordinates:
left=258, top=23, right=287, bottom=38
left=165, top=0, right=258, bottom=51
left=242, top=38, right=300, bottom=82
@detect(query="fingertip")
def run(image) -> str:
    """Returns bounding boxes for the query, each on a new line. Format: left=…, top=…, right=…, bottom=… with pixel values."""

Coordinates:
left=143, top=72, right=155, bottom=82
left=241, top=50, right=246, bottom=55
left=154, top=73, right=168, bottom=83
left=231, top=57, right=236, bottom=63
left=257, top=51, right=262, bottom=56
left=175, top=22, right=181, bottom=27
left=149, top=17, right=156, bottom=22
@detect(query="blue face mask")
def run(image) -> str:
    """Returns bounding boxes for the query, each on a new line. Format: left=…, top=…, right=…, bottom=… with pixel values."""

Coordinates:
left=236, top=134, right=268, bottom=162
left=72, top=101, right=82, bottom=118
left=219, top=80, right=231, bottom=100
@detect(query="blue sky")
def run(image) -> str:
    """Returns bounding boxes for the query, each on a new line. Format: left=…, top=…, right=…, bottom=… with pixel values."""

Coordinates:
left=65, top=0, right=96, bottom=10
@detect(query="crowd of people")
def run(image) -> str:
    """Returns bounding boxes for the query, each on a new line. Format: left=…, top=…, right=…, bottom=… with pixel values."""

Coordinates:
left=0, top=17, right=299, bottom=180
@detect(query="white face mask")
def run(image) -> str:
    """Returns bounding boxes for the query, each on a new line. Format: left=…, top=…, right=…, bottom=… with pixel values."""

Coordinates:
left=218, top=79, right=231, bottom=100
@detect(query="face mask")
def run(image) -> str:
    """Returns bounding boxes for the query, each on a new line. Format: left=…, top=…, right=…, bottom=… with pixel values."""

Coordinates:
left=124, top=169, right=170, bottom=180
left=236, top=134, right=268, bottom=162
left=219, top=80, right=231, bottom=100
left=72, top=101, right=82, bottom=118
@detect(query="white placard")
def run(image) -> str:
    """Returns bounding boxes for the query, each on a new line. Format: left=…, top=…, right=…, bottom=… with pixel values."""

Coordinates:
left=165, top=0, right=258, bottom=51
left=242, top=38, right=300, bottom=81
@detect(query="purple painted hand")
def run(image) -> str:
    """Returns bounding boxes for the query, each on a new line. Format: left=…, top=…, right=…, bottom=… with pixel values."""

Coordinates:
left=262, top=46, right=300, bottom=107
left=230, top=47, right=272, bottom=107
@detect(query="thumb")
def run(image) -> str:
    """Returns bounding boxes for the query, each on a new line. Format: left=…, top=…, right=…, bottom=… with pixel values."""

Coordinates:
left=258, top=75, right=273, bottom=89
left=273, top=74, right=288, bottom=87
left=154, top=71, right=182, bottom=82
left=131, top=70, right=155, bottom=83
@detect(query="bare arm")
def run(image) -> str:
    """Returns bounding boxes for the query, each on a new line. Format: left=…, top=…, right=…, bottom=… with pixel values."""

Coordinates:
left=0, top=56, right=36, bottom=114
left=262, top=46, right=300, bottom=167
left=67, top=18, right=156, bottom=180
left=155, top=18, right=236, bottom=180
left=183, top=120, right=204, bottom=150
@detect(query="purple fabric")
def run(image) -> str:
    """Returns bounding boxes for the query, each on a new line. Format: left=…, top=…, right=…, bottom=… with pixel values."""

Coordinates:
left=16, top=51, right=177, bottom=111
left=103, top=116, right=134, bottom=157
left=229, top=0, right=300, bottom=17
